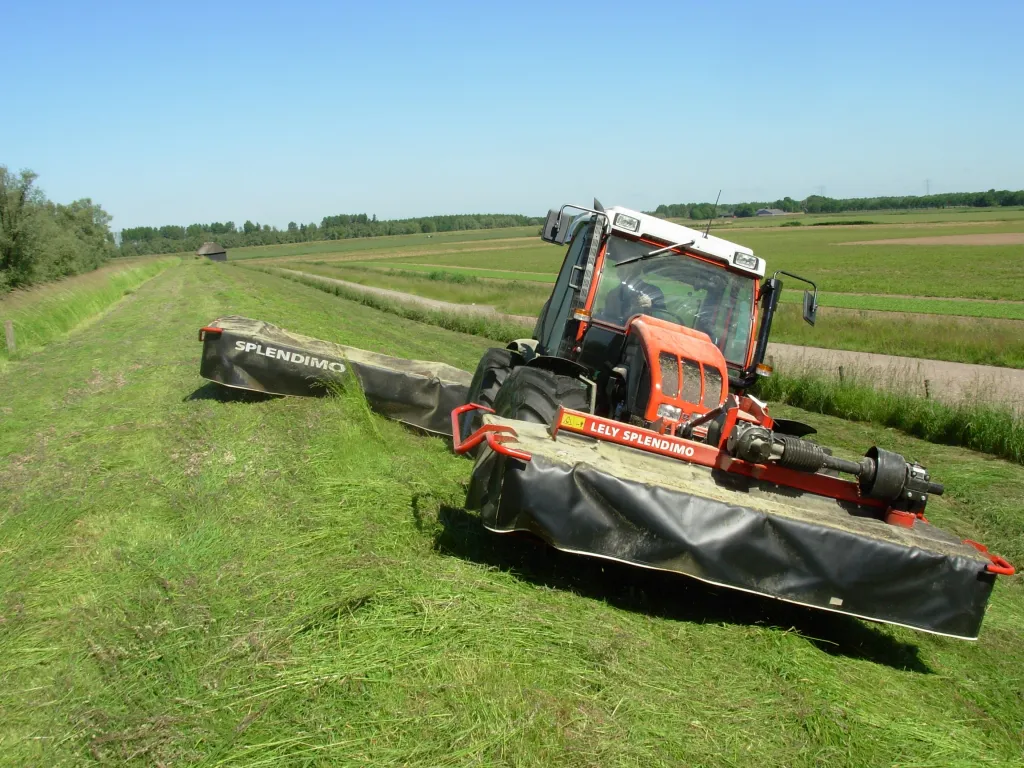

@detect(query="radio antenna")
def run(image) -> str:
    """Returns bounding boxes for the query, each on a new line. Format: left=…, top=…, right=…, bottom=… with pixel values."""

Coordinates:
left=704, top=189, right=721, bottom=238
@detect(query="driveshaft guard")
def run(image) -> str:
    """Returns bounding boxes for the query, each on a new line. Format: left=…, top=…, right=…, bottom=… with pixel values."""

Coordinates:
left=467, top=441, right=995, bottom=640
left=199, top=316, right=472, bottom=434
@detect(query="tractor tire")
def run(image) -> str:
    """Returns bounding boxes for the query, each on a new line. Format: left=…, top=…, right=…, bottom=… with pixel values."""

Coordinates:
left=492, top=366, right=590, bottom=427
left=461, top=348, right=515, bottom=441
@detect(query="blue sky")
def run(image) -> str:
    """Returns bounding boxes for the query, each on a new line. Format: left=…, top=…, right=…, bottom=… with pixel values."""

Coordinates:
left=3, top=1, right=1022, bottom=229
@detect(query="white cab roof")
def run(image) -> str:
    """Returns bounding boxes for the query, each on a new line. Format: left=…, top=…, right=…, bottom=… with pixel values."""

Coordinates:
left=605, top=205, right=765, bottom=278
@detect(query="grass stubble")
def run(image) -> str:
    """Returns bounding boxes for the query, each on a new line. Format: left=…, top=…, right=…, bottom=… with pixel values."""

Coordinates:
left=0, top=257, right=179, bottom=367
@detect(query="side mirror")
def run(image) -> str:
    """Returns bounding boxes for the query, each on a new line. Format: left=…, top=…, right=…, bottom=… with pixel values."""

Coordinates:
left=802, top=290, right=817, bottom=326
left=541, top=209, right=561, bottom=244
left=541, top=208, right=573, bottom=245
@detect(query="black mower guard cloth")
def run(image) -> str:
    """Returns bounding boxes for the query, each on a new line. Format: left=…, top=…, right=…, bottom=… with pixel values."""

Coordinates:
left=467, top=418, right=996, bottom=640
left=198, top=316, right=471, bottom=435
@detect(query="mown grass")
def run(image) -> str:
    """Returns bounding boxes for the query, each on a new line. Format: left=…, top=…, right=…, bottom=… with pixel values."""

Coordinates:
left=389, top=221, right=1024, bottom=300
left=1, top=262, right=1021, bottom=766
left=287, top=259, right=1024, bottom=369
left=687, top=206, right=1024, bottom=229
left=770, top=304, right=1024, bottom=368
left=777, top=291, right=1024, bottom=320
left=227, top=225, right=540, bottom=262
left=0, top=257, right=178, bottom=366
left=352, top=259, right=1024, bottom=320
left=291, top=261, right=551, bottom=317
left=340, top=260, right=557, bottom=284
left=248, top=265, right=533, bottom=343
left=244, top=267, right=1024, bottom=463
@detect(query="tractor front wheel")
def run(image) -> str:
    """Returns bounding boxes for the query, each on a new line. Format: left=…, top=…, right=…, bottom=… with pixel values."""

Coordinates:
left=461, top=347, right=515, bottom=440
left=492, top=366, right=589, bottom=427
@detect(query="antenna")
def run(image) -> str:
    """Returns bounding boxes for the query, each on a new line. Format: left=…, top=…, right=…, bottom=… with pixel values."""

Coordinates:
left=704, top=190, right=721, bottom=237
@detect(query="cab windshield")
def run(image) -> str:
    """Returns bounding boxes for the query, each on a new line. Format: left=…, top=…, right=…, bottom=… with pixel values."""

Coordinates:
left=592, top=235, right=756, bottom=366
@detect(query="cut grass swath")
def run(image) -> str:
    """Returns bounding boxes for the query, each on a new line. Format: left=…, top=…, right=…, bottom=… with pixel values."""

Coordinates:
left=247, top=265, right=533, bottom=342
left=0, top=257, right=178, bottom=364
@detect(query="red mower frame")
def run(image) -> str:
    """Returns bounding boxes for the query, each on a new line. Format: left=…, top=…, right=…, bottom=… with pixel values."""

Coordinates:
left=451, top=402, right=1014, bottom=577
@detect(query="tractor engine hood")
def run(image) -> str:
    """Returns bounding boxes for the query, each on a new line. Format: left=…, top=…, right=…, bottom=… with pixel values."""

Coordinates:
left=628, top=316, right=729, bottom=423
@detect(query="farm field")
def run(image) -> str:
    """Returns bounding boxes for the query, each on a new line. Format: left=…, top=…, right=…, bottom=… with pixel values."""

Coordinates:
left=293, top=260, right=1024, bottom=320
left=1, top=261, right=1022, bottom=766
left=379, top=224, right=1024, bottom=300
left=226, top=225, right=540, bottom=262
left=265, top=262, right=1024, bottom=369
left=233, top=207, right=1024, bottom=369
left=0, top=257, right=179, bottom=368
left=674, top=206, right=1024, bottom=229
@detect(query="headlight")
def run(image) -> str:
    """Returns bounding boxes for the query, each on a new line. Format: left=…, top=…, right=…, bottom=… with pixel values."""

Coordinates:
left=733, top=252, right=758, bottom=270
left=657, top=403, right=683, bottom=421
left=614, top=213, right=641, bottom=233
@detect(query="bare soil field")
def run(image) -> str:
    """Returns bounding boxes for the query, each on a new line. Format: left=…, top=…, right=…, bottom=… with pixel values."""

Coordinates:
left=842, top=232, right=1024, bottom=246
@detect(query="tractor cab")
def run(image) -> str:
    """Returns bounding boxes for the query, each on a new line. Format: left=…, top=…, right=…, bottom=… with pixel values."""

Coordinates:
left=528, top=202, right=817, bottom=431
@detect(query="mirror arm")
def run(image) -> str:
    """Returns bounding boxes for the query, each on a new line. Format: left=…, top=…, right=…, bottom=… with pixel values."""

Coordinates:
left=547, top=204, right=610, bottom=245
left=732, top=278, right=781, bottom=390
left=772, top=269, right=818, bottom=324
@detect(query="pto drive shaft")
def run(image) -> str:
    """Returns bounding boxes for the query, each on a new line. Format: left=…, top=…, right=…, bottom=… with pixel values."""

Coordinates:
left=727, top=424, right=943, bottom=508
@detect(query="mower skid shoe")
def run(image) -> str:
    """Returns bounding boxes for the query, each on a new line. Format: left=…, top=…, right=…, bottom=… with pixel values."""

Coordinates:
left=467, top=418, right=995, bottom=640
left=198, top=316, right=472, bottom=435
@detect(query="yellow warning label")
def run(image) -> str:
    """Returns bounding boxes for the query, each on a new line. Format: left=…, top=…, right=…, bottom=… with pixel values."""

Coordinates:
left=560, top=412, right=587, bottom=430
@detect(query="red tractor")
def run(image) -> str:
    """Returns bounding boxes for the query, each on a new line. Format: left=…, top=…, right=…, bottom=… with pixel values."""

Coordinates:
left=454, top=201, right=1012, bottom=639
left=195, top=201, right=1014, bottom=638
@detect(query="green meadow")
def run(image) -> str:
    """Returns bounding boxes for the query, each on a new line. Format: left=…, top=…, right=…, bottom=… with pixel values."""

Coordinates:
left=1, top=261, right=1021, bottom=766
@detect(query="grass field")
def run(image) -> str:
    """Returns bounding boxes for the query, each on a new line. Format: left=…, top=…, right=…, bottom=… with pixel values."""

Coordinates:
left=1, top=261, right=1021, bottom=766
left=239, top=206, right=1024, bottom=368
left=0, top=257, right=178, bottom=368
left=674, top=206, right=1024, bottom=229
left=227, top=226, right=540, bottom=262
left=768, top=305, right=1024, bottom=368
left=271, top=260, right=1024, bottom=369
left=301, top=260, right=1024, bottom=321
left=289, top=262, right=550, bottom=317
left=383, top=228, right=1024, bottom=301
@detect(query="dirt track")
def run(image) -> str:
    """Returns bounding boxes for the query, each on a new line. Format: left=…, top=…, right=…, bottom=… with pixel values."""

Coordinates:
left=280, top=269, right=1024, bottom=412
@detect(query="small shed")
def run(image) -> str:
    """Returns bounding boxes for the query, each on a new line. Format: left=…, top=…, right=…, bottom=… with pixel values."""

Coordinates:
left=196, top=242, right=227, bottom=261
left=755, top=208, right=787, bottom=217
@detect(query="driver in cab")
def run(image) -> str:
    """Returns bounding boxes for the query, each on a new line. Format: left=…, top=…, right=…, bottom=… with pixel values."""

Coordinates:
left=598, top=264, right=667, bottom=325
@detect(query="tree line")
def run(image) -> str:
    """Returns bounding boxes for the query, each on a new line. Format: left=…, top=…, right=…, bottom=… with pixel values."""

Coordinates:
left=119, top=213, right=543, bottom=255
left=652, top=189, right=1024, bottom=220
left=0, top=167, right=116, bottom=292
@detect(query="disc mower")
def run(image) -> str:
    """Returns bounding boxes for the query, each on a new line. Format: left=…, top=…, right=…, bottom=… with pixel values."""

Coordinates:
left=451, top=201, right=1013, bottom=639
left=196, top=202, right=1013, bottom=640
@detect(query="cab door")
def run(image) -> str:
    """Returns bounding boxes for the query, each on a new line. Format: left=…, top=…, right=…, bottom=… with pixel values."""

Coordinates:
left=536, top=221, right=597, bottom=356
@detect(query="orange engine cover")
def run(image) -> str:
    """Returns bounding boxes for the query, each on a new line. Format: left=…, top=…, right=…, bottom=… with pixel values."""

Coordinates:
left=627, top=316, right=730, bottom=422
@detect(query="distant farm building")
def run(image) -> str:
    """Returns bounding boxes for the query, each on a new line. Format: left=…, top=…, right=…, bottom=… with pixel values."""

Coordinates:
left=756, top=208, right=787, bottom=217
left=196, top=242, right=227, bottom=261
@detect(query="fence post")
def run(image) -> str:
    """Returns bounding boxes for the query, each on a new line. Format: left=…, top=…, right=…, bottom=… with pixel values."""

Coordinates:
left=924, top=379, right=930, bottom=399
left=4, top=320, right=14, bottom=355
left=838, top=365, right=844, bottom=383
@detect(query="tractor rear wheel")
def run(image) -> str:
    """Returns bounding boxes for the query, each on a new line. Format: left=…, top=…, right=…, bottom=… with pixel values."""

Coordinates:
left=492, top=366, right=589, bottom=427
left=461, top=348, right=515, bottom=440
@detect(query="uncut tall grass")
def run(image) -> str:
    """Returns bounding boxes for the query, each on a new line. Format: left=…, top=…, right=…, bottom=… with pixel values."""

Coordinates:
left=0, top=258, right=178, bottom=362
